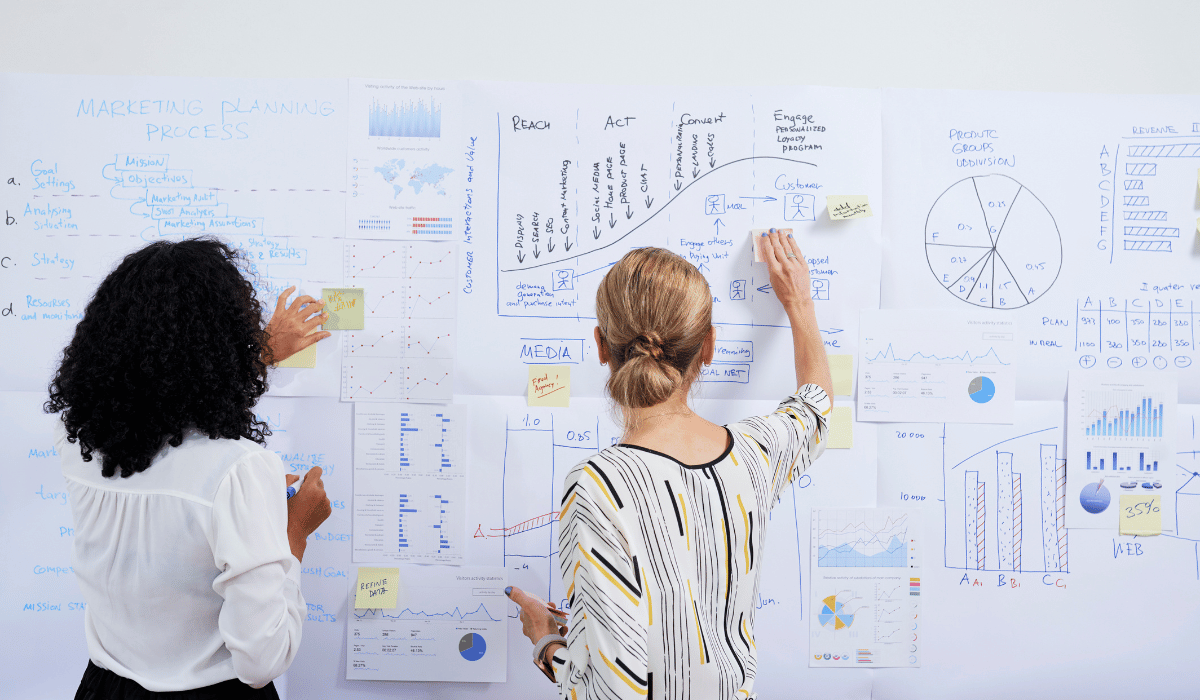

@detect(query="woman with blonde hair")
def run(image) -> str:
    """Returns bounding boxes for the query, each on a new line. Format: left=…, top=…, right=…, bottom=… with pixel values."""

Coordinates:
left=508, top=228, right=832, bottom=699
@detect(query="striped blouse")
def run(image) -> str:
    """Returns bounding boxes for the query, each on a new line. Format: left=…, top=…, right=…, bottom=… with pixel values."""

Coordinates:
left=550, top=385, right=830, bottom=700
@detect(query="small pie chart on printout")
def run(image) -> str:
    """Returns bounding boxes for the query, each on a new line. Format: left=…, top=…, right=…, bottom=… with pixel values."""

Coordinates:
left=968, top=376, right=996, bottom=404
left=459, top=633, right=487, bottom=661
left=925, top=174, right=1062, bottom=309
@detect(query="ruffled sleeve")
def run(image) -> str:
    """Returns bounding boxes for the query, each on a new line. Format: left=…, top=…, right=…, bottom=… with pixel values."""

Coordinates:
left=209, top=450, right=305, bottom=688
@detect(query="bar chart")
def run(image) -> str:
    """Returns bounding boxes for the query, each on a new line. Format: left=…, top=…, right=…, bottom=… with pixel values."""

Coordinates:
left=1083, top=448, right=1158, bottom=472
left=353, top=403, right=466, bottom=563
left=411, top=216, right=453, bottom=236
left=368, top=97, right=442, bottom=138
left=1083, top=396, right=1164, bottom=437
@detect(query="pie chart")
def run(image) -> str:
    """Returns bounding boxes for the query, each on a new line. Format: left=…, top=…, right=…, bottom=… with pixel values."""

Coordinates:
left=925, top=174, right=1061, bottom=309
left=1080, top=482, right=1111, bottom=514
left=459, top=632, right=487, bottom=661
left=818, top=595, right=857, bottom=630
left=968, top=376, right=996, bottom=404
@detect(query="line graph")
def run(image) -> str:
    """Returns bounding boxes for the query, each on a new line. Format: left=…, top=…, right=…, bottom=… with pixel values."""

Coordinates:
left=353, top=603, right=501, bottom=623
left=341, top=241, right=456, bottom=402
left=864, top=343, right=1010, bottom=366
left=815, top=510, right=914, bottom=568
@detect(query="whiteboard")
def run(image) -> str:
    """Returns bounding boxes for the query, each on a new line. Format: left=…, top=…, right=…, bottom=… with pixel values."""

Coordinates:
left=2, top=69, right=1199, bottom=700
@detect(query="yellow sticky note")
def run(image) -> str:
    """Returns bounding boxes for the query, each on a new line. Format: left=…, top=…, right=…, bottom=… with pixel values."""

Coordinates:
left=1119, top=494, right=1162, bottom=536
left=750, top=229, right=793, bottom=263
left=827, top=406, right=853, bottom=449
left=355, top=567, right=400, bottom=609
left=322, top=288, right=365, bottom=330
left=829, top=354, right=853, bottom=396
left=826, top=195, right=872, bottom=220
left=274, top=330, right=321, bottom=368
left=528, top=365, right=570, bottom=407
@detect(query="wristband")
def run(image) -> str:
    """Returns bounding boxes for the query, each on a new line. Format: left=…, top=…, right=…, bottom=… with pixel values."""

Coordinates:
left=532, top=633, right=567, bottom=665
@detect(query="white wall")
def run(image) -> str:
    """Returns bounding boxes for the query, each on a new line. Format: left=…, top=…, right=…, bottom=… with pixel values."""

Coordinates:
left=3, top=0, right=1199, bottom=94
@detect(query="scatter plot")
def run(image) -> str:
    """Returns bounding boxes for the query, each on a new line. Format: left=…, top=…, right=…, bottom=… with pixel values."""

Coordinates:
left=341, top=241, right=456, bottom=402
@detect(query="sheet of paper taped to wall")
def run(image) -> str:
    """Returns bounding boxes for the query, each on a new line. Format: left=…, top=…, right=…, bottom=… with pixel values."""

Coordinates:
left=322, top=288, right=365, bottom=330
left=827, top=406, right=853, bottom=449
left=829, top=354, right=853, bottom=396
left=354, top=566, right=400, bottom=609
left=528, top=365, right=570, bottom=407
left=275, top=331, right=321, bottom=369
left=826, top=195, right=872, bottom=220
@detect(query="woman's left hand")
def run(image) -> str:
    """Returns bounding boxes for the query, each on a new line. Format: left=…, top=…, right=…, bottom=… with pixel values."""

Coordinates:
left=506, top=586, right=568, bottom=644
left=264, top=286, right=331, bottom=364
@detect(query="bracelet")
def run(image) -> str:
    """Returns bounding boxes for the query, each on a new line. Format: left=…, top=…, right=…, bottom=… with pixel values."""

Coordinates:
left=532, top=633, right=567, bottom=665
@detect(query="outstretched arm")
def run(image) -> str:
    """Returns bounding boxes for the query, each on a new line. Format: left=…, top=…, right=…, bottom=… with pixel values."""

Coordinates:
left=762, top=228, right=833, bottom=400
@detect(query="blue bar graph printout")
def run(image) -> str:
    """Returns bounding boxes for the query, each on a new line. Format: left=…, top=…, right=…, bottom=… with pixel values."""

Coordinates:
left=369, top=97, right=442, bottom=138
left=1084, top=397, right=1163, bottom=438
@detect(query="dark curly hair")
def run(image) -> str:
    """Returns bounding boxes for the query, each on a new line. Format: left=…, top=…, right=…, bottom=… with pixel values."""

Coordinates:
left=45, top=237, right=272, bottom=478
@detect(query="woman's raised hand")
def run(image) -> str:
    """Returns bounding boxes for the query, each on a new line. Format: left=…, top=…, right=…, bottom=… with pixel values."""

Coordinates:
left=264, top=286, right=331, bottom=364
left=761, top=228, right=814, bottom=314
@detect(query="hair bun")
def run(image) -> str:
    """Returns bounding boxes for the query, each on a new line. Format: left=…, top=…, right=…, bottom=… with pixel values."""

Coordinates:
left=596, top=248, right=713, bottom=409
left=627, top=332, right=666, bottom=361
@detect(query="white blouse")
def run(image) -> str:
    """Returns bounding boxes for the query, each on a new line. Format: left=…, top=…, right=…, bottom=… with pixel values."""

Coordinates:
left=58, top=424, right=305, bottom=692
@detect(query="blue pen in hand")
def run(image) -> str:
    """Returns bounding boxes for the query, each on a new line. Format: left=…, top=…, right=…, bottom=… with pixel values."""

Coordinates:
left=286, top=471, right=306, bottom=500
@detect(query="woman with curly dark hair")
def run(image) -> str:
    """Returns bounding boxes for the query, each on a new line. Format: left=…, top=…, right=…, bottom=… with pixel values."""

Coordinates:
left=46, top=237, right=333, bottom=700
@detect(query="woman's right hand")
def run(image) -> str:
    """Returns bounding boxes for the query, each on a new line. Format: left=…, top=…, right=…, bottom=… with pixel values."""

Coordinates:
left=286, top=466, right=332, bottom=562
left=762, top=228, right=814, bottom=314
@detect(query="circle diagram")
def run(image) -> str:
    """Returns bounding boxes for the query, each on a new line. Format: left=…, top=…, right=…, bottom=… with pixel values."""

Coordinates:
left=458, top=632, right=487, bottom=661
left=1079, top=482, right=1111, bottom=514
left=968, top=376, right=996, bottom=404
left=925, top=174, right=1061, bottom=309
left=818, top=595, right=857, bottom=630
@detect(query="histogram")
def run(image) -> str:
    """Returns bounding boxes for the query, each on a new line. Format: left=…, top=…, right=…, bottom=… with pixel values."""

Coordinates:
left=1084, top=397, right=1163, bottom=437
left=369, top=97, right=442, bottom=138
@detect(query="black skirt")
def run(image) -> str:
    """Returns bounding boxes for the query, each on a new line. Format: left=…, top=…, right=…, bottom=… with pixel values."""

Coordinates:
left=75, top=661, right=280, bottom=700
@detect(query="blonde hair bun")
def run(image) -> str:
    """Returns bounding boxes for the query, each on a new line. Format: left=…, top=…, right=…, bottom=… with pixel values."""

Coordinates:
left=596, top=248, right=713, bottom=409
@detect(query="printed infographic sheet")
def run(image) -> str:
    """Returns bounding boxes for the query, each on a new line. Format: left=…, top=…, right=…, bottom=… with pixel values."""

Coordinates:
left=352, top=403, right=466, bottom=563
left=347, top=565, right=507, bottom=682
left=339, top=240, right=457, bottom=403
left=346, top=79, right=462, bottom=241
left=857, top=309, right=1016, bottom=423
left=809, top=508, right=921, bottom=668
left=1067, top=370, right=1178, bottom=530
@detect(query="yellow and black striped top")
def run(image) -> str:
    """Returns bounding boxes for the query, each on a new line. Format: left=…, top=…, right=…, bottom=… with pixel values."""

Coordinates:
left=551, top=385, right=830, bottom=700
